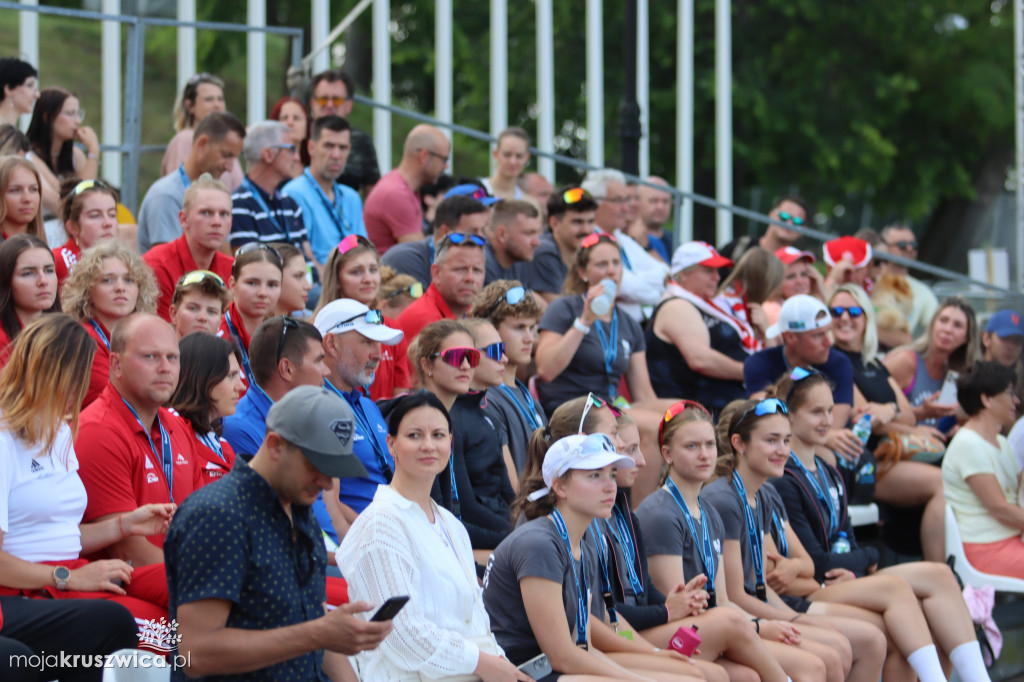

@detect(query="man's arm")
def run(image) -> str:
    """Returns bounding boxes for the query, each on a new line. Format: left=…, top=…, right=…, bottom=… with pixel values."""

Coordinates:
left=91, top=514, right=165, bottom=566
left=176, top=598, right=391, bottom=678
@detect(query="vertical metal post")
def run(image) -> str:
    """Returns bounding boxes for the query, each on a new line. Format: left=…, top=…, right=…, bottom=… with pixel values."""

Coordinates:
left=311, top=0, right=330, bottom=74
left=177, top=0, right=196, bottom=91
left=536, top=0, right=556, bottom=183
left=490, top=0, right=509, bottom=173
left=247, top=0, right=267, bottom=123
left=677, top=0, right=694, bottom=242
left=637, top=0, right=650, bottom=178
left=619, top=0, right=640, bottom=175
left=101, top=0, right=122, bottom=184
left=373, top=0, right=392, bottom=172
left=18, top=0, right=38, bottom=130
left=436, top=0, right=454, bottom=166
left=586, top=0, right=604, bottom=167
left=122, top=19, right=145, bottom=214
left=1016, top=0, right=1024, bottom=290
left=715, top=0, right=733, bottom=245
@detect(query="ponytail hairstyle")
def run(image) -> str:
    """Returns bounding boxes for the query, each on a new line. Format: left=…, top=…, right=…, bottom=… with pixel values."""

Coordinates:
left=714, top=397, right=790, bottom=481
left=513, top=394, right=615, bottom=522
left=767, top=369, right=834, bottom=415
left=562, top=233, right=621, bottom=295
left=657, top=400, right=713, bottom=486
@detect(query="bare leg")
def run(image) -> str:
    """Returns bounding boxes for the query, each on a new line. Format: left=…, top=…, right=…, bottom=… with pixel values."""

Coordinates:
left=606, top=652, right=708, bottom=680
left=797, top=613, right=886, bottom=682
left=716, top=660, right=761, bottom=682
left=874, top=461, right=945, bottom=562
left=806, top=599, right=914, bottom=682
left=878, top=562, right=979, bottom=656
left=797, top=624, right=849, bottom=682
left=763, top=640, right=827, bottom=682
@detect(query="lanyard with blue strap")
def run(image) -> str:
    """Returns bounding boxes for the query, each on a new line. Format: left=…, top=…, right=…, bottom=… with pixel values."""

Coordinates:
left=241, top=177, right=290, bottom=241
left=593, top=309, right=619, bottom=398
left=324, top=381, right=393, bottom=482
left=731, top=472, right=767, bottom=601
left=121, top=398, right=174, bottom=503
left=177, top=164, right=191, bottom=189
left=664, top=477, right=717, bottom=607
left=552, top=509, right=589, bottom=648
left=197, top=431, right=226, bottom=463
left=788, top=452, right=839, bottom=543
left=88, top=318, right=110, bottom=351
left=303, top=168, right=352, bottom=237
left=498, top=381, right=542, bottom=431
left=586, top=519, right=620, bottom=630
left=770, top=509, right=789, bottom=557
left=223, top=309, right=256, bottom=388
left=605, top=507, right=644, bottom=597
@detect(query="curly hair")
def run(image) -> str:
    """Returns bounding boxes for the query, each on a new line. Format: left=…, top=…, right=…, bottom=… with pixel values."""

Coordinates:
left=61, top=240, right=158, bottom=320
left=467, top=279, right=543, bottom=326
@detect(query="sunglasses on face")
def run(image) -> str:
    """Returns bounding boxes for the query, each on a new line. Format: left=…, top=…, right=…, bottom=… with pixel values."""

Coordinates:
left=887, top=240, right=918, bottom=251
left=236, top=241, right=283, bottom=266
left=276, top=316, right=300, bottom=364
left=732, top=398, right=789, bottom=435
left=441, top=233, right=487, bottom=248
left=384, top=282, right=425, bottom=300
left=778, top=211, right=805, bottom=226
left=578, top=392, right=620, bottom=434
left=659, top=400, right=711, bottom=446
left=830, top=306, right=864, bottom=319
left=478, top=341, right=506, bottom=362
left=313, top=95, right=348, bottom=108
left=431, top=346, right=481, bottom=368
left=580, top=232, right=616, bottom=250
left=178, top=270, right=225, bottom=288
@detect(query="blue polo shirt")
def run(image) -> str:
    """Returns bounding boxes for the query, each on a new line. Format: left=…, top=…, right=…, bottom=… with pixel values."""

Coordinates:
left=314, top=380, right=394, bottom=542
left=165, top=457, right=329, bottom=681
left=221, top=382, right=274, bottom=458
left=743, top=346, right=855, bottom=406
left=283, top=168, right=366, bottom=264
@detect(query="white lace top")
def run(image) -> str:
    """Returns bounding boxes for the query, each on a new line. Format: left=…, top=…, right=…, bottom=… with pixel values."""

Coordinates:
left=338, top=485, right=502, bottom=681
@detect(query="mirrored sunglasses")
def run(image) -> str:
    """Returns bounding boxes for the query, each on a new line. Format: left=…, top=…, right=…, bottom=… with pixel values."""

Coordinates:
left=830, top=306, right=864, bottom=319
left=479, top=341, right=506, bottom=362
left=431, top=346, right=481, bottom=368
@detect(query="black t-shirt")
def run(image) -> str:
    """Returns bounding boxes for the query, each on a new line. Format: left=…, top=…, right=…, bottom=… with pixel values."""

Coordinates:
left=837, top=348, right=897, bottom=405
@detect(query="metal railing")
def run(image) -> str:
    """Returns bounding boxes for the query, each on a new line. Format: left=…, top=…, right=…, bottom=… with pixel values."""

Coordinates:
left=1, top=0, right=303, bottom=214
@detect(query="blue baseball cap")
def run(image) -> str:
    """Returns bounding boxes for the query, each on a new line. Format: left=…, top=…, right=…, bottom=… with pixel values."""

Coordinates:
left=985, top=309, right=1024, bottom=338
left=444, top=183, right=499, bottom=206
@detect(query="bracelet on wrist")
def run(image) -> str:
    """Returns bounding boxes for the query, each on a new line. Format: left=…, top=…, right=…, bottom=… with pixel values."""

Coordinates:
left=87, top=153, right=99, bottom=159
left=572, top=317, right=591, bottom=334
left=118, top=513, right=126, bottom=539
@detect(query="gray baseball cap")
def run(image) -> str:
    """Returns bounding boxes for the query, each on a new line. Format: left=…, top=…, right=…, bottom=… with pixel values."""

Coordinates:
left=265, top=386, right=369, bottom=478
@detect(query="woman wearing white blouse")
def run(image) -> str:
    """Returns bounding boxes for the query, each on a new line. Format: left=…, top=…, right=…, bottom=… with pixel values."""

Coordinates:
left=339, top=391, right=531, bottom=682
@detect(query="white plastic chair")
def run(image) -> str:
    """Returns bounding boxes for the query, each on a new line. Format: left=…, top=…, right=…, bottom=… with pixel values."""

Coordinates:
left=848, top=503, right=879, bottom=527
left=944, top=504, right=1024, bottom=593
left=101, top=650, right=171, bottom=682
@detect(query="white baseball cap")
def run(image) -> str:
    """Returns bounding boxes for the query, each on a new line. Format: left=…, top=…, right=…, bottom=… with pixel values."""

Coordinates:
left=527, top=433, right=635, bottom=501
left=766, top=294, right=832, bottom=339
left=670, top=241, right=733, bottom=276
left=314, top=299, right=404, bottom=346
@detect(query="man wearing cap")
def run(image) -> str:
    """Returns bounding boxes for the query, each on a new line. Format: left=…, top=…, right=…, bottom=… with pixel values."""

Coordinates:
left=646, top=241, right=747, bottom=413
left=822, top=235, right=873, bottom=297
left=283, top=115, right=366, bottom=267
left=527, top=186, right=600, bottom=305
left=395, top=231, right=486, bottom=342
left=222, top=316, right=330, bottom=458
left=381, top=193, right=491, bottom=286
left=718, top=195, right=809, bottom=268
left=166, top=385, right=392, bottom=681
left=982, top=309, right=1024, bottom=417
left=364, top=124, right=450, bottom=254
left=313, top=299, right=402, bottom=545
left=745, top=294, right=863, bottom=458
left=581, top=168, right=669, bottom=321
left=880, top=225, right=938, bottom=336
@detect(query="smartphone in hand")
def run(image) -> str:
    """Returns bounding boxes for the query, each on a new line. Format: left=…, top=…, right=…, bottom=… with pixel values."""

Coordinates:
left=370, top=596, right=410, bottom=622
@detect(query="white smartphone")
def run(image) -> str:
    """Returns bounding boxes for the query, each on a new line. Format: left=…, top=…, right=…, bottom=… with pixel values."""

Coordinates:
left=936, top=371, right=959, bottom=407
left=517, top=653, right=552, bottom=679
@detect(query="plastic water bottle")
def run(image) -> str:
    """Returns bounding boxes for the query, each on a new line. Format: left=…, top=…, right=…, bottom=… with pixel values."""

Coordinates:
left=832, top=531, right=851, bottom=554
left=851, top=414, right=872, bottom=444
left=590, top=278, right=617, bottom=316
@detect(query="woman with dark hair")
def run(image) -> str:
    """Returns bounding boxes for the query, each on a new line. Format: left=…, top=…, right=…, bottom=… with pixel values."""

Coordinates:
left=0, top=57, right=38, bottom=127
left=339, top=391, right=528, bottom=682
left=52, top=178, right=119, bottom=287
left=160, top=73, right=242, bottom=189
left=26, top=87, right=99, bottom=183
left=943, top=360, right=1024, bottom=578
left=269, top=95, right=311, bottom=172
left=170, top=333, right=246, bottom=486
left=0, top=156, right=44, bottom=242
left=272, top=242, right=313, bottom=318
left=884, top=297, right=980, bottom=430
left=0, top=233, right=58, bottom=366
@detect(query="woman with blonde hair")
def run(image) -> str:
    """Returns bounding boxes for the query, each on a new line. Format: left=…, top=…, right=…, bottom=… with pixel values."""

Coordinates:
left=0, top=156, right=44, bottom=241
left=52, top=178, right=119, bottom=288
left=61, top=239, right=158, bottom=407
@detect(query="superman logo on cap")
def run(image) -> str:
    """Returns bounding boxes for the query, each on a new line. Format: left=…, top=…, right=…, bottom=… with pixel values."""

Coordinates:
left=330, top=419, right=353, bottom=448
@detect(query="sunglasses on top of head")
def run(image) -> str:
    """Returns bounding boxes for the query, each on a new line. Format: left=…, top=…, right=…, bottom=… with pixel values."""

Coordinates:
left=659, top=400, right=711, bottom=446
left=731, top=398, right=789, bottom=435
left=578, top=392, right=620, bottom=434
left=441, top=233, right=487, bottom=249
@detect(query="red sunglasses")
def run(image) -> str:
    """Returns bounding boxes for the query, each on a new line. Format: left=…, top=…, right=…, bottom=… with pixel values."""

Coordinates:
left=659, top=400, right=711, bottom=446
left=580, top=232, right=617, bottom=250
left=431, top=346, right=481, bottom=369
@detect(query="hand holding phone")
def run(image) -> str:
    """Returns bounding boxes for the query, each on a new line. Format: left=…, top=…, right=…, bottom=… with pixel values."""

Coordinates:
left=370, top=595, right=410, bottom=622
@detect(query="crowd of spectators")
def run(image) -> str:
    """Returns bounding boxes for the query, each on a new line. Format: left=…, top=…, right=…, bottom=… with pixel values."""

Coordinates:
left=0, top=53, right=1020, bottom=682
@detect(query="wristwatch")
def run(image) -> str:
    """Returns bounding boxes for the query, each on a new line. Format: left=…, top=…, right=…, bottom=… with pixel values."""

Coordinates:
left=53, top=565, right=71, bottom=591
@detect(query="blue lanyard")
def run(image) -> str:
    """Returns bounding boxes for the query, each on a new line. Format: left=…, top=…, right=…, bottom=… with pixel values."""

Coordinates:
left=498, top=381, right=542, bottom=432
left=198, top=431, right=226, bottom=463
left=324, top=381, right=393, bottom=482
left=587, top=520, right=620, bottom=626
left=788, top=453, right=839, bottom=541
left=552, top=509, right=588, bottom=648
left=428, top=238, right=436, bottom=265
left=88, top=318, right=110, bottom=351
left=731, top=472, right=766, bottom=601
left=593, top=309, right=619, bottom=398
left=241, top=177, right=290, bottom=241
left=448, top=455, right=460, bottom=519
left=121, top=398, right=174, bottom=502
left=303, top=168, right=352, bottom=237
left=177, top=164, right=191, bottom=189
left=770, top=510, right=789, bottom=557
left=665, top=478, right=717, bottom=592
left=605, top=507, right=644, bottom=596
left=224, top=310, right=255, bottom=388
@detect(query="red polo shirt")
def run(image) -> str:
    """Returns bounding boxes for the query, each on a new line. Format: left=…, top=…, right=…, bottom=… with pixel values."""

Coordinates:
left=76, top=384, right=205, bottom=548
left=367, top=314, right=411, bottom=401
left=142, top=235, right=233, bottom=322
left=176, top=416, right=237, bottom=487
left=81, top=318, right=112, bottom=408
left=395, top=283, right=456, bottom=343
left=53, top=239, right=81, bottom=289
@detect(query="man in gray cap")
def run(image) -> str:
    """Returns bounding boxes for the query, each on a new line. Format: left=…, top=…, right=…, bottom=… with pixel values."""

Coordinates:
left=165, top=386, right=391, bottom=681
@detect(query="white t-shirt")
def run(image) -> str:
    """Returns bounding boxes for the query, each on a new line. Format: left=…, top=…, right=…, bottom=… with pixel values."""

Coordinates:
left=0, top=423, right=86, bottom=562
left=942, top=427, right=1021, bottom=544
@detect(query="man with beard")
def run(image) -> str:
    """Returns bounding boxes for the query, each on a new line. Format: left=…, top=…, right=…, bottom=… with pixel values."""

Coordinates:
left=283, top=115, right=366, bottom=267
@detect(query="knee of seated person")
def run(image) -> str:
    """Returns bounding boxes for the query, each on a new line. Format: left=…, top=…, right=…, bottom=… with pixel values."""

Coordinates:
left=729, top=665, right=760, bottom=682
left=876, top=572, right=916, bottom=599
left=795, top=656, right=827, bottom=682
left=710, top=606, right=752, bottom=633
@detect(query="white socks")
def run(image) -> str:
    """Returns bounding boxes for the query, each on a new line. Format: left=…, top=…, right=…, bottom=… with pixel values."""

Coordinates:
left=907, top=644, right=947, bottom=682
left=950, top=641, right=992, bottom=682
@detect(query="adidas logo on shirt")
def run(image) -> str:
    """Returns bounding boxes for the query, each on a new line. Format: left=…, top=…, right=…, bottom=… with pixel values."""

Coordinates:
left=30, top=459, right=44, bottom=473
